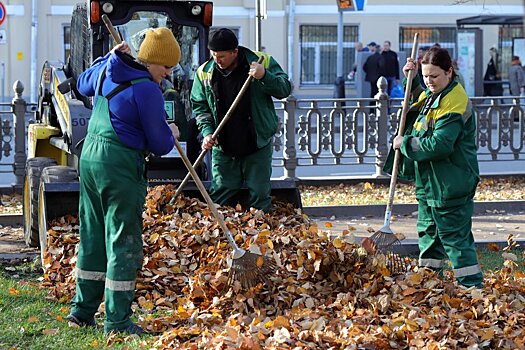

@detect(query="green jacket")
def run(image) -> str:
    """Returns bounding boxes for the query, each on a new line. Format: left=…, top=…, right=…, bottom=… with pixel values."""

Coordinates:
left=190, top=47, right=292, bottom=149
left=384, top=79, right=479, bottom=208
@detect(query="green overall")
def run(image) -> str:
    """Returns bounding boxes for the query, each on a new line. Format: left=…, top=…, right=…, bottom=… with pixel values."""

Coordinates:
left=209, top=142, right=272, bottom=212
left=71, top=73, right=148, bottom=333
left=384, top=80, right=483, bottom=288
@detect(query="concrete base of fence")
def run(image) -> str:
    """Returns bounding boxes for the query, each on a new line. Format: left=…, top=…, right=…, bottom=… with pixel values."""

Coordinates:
left=303, top=200, right=525, bottom=218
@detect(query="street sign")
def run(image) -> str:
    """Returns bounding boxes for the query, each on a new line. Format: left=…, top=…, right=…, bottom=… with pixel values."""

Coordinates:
left=336, top=0, right=355, bottom=11
left=0, top=1, right=6, bottom=26
left=336, top=0, right=366, bottom=11
left=354, top=0, right=365, bottom=11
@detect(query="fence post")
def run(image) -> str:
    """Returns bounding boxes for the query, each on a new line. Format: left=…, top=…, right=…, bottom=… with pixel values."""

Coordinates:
left=12, top=80, right=27, bottom=191
left=283, top=94, right=298, bottom=180
left=374, top=77, right=390, bottom=178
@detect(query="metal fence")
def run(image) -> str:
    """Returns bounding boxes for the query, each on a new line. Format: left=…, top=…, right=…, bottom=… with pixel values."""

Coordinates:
left=271, top=77, right=525, bottom=179
left=0, top=81, right=29, bottom=190
left=1, top=78, right=524, bottom=190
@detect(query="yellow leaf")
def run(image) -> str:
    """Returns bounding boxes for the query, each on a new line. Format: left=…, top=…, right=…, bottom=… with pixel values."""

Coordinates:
left=91, top=340, right=99, bottom=347
left=333, top=237, right=343, bottom=249
left=408, top=273, right=423, bottom=284
left=256, top=256, right=264, bottom=268
left=273, top=316, right=290, bottom=329
left=481, top=328, right=495, bottom=341
left=267, top=239, right=274, bottom=249
left=28, top=316, right=39, bottom=323
left=364, top=182, right=373, bottom=190
left=8, top=288, right=20, bottom=296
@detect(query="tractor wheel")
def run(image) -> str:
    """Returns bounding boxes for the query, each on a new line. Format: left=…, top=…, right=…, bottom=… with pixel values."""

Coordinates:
left=38, top=166, right=79, bottom=268
left=23, top=157, right=57, bottom=247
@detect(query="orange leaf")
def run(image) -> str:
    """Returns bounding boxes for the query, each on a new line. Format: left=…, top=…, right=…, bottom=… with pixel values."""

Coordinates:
left=487, top=243, right=500, bottom=252
left=256, top=256, right=264, bottom=268
left=361, top=237, right=377, bottom=254
left=325, top=222, right=333, bottom=228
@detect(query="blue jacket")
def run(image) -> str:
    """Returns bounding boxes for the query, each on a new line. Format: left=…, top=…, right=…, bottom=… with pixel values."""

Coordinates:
left=77, top=51, right=174, bottom=156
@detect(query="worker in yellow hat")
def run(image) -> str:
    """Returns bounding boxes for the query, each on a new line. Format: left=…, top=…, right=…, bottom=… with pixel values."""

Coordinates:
left=67, top=27, right=180, bottom=335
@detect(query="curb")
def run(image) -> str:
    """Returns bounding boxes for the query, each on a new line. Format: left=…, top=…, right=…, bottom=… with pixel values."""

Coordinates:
left=1, top=200, right=524, bottom=226
left=360, top=238, right=525, bottom=256
left=0, top=252, right=39, bottom=261
left=0, top=214, right=23, bottom=227
left=303, top=200, right=525, bottom=218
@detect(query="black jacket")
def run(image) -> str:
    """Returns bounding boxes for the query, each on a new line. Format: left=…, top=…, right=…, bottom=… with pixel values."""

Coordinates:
left=363, top=52, right=384, bottom=83
left=381, top=50, right=399, bottom=79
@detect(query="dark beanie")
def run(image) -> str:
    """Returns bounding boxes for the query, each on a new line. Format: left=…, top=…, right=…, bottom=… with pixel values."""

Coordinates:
left=208, top=28, right=238, bottom=51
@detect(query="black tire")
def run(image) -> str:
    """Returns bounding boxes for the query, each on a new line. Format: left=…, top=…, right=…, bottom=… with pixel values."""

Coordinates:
left=23, top=157, right=57, bottom=247
left=38, top=166, right=79, bottom=266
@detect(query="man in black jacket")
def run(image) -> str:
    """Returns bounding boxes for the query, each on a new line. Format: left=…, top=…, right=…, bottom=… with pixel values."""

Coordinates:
left=363, top=43, right=384, bottom=98
left=381, top=40, right=400, bottom=96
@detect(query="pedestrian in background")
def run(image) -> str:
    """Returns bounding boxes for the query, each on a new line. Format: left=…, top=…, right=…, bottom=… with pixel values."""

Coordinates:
left=483, top=46, right=503, bottom=97
left=347, top=41, right=369, bottom=80
left=381, top=40, right=400, bottom=95
left=387, top=46, right=483, bottom=288
left=68, top=28, right=181, bottom=335
left=363, top=42, right=384, bottom=98
left=191, top=28, right=292, bottom=212
left=508, top=55, right=525, bottom=96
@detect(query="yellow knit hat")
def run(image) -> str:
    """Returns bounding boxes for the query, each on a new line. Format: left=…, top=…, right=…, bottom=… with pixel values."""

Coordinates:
left=137, top=27, right=181, bottom=67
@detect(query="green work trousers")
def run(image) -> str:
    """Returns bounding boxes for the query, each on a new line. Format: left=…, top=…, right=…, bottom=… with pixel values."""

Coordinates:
left=71, top=90, right=147, bottom=333
left=209, top=142, right=272, bottom=212
left=417, top=199, right=483, bottom=287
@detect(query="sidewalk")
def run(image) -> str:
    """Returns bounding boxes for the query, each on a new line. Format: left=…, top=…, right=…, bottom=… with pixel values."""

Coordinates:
left=310, top=210, right=524, bottom=252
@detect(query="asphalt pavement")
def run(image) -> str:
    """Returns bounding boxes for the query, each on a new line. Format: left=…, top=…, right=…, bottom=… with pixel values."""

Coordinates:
left=309, top=204, right=525, bottom=254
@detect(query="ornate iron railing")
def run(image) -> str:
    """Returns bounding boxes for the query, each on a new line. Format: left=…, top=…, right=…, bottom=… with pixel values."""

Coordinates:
left=1, top=78, right=524, bottom=190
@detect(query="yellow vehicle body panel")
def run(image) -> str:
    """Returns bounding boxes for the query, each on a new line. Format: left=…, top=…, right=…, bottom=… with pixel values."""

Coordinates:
left=27, top=124, right=67, bottom=165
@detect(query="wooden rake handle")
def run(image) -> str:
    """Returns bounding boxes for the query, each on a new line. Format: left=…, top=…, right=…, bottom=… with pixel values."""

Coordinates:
left=173, top=138, right=244, bottom=257
left=385, top=33, right=419, bottom=214
left=170, top=55, right=265, bottom=203
left=102, top=14, right=123, bottom=44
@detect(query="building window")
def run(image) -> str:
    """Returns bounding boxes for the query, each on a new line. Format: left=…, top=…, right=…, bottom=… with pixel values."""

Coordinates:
left=300, top=25, right=358, bottom=85
left=399, top=26, right=457, bottom=59
left=63, top=25, right=71, bottom=62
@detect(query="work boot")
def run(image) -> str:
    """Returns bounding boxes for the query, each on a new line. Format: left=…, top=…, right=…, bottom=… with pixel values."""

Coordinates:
left=105, top=323, right=144, bottom=336
left=66, top=313, right=97, bottom=328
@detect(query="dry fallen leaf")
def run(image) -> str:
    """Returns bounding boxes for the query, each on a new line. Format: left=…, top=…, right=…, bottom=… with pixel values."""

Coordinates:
left=39, top=185, right=525, bottom=349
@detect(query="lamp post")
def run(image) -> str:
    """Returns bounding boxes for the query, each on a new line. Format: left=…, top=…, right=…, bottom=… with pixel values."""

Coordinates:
left=255, top=0, right=266, bottom=51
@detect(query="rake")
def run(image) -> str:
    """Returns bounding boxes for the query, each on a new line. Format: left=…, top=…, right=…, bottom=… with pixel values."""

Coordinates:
left=168, top=55, right=264, bottom=206
left=101, top=15, right=276, bottom=288
left=173, top=138, right=277, bottom=289
left=366, top=33, right=420, bottom=274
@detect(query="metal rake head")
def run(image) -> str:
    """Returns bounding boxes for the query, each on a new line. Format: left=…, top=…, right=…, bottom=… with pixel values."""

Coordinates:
left=227, top=252, right=277, bottom=290
left=369, top=230, right=409, bottom=274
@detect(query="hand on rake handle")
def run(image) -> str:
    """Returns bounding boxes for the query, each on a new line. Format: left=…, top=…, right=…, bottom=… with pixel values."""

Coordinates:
left=111, top=41, right=131, bottom=55
left=393, top=135, right=403, bottom=150
left=402, top=58, right=417, bottom=78
left=201, top=134, right=216, bottom=151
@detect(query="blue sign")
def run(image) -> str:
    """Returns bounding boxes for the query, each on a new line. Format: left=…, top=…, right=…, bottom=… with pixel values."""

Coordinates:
left=354, top=0, right=365, bottom=11
left=0, top=2, right=6, bottom=26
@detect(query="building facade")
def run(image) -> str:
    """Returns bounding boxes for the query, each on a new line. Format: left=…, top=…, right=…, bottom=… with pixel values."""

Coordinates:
left=0, top=0, right=522, bottom=102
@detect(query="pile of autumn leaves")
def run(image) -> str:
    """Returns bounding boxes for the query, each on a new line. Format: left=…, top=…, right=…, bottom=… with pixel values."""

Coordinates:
left=42, top=185, right=525, bottom=349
